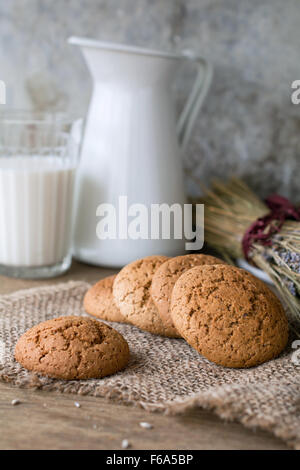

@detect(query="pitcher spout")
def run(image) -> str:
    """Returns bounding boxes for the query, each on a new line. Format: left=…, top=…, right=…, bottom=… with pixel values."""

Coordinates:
left=68, top=36, right=178, bottom=86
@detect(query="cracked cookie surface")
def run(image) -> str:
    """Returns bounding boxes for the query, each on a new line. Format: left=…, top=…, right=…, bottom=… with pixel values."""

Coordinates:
left=170, top=264, right=289, bottom=368
left=15, top=316, right=129, bottom=379
left=84, top=275, right=126, bottom=323
left=151, top=254, right=225, bottom=336
left=113, top=255, right=177, bottom=337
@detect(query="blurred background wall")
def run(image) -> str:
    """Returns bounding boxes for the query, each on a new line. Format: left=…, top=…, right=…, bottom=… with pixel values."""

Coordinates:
left=1, top=0, right=299, bottom=200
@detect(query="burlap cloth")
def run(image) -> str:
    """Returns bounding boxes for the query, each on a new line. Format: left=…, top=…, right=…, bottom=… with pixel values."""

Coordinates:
left=0, top=281, right=299, bottom=449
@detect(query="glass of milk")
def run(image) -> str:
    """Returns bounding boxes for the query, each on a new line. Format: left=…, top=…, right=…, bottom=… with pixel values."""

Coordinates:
left=0, top=111, right=82, bottom=278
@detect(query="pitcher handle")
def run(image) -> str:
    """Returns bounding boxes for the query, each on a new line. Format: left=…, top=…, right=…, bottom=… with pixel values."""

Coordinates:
left=177, top=56, right=213, bottom=151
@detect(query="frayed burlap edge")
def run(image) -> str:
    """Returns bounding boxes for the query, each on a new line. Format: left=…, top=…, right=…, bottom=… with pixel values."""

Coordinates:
left=164, top=385, right=300, bottom=450
left=1, top=370, right=299, bottom=449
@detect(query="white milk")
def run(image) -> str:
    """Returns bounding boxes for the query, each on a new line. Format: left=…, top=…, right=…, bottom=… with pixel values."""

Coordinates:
left=0, top=157, right=76, bottom=267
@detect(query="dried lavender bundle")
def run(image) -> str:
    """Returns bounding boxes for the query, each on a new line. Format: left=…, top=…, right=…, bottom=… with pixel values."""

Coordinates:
left=198, top=178, right=300, bottom=334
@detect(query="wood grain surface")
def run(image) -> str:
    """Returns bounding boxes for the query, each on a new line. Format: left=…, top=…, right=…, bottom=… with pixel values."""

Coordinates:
left=0, top=260, right=288, bottom=450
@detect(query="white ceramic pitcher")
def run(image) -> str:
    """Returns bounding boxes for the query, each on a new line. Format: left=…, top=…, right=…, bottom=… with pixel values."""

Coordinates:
left=68, top=37, right=212, bottom=267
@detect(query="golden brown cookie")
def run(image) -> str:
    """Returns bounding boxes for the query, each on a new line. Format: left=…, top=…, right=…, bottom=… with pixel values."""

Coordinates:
left=15, top=316, right=129, bottom=380
left=170, top=264, right=289, bottom=368
left=84, top=275, right=126, bottom=323
left=113, top=255, right=178, bottom=337
left=151, top=254, right=225, bottom=336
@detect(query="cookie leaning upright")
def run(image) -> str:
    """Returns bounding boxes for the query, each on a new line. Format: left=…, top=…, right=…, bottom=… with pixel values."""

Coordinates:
left=151, top=254, right=225, bottom=336
left=170, top=264, right=289, bottom=368
left=113, top=255, right=177, bottom=337
left=84, top=275, right=126, bottom=323
left=15, top=316, right=129, bottom=380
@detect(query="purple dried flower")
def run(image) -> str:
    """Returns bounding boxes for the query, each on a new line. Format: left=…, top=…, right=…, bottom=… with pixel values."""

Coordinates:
left=282, top=276, right=297, bottom=297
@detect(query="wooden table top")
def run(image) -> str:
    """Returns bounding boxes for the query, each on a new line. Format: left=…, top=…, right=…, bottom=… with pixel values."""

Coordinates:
left=0, top=260, right=288, bottom=450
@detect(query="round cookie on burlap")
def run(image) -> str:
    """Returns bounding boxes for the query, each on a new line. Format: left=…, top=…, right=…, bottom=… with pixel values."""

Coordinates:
left=151, top=254, right=225, bottom=336
left=15, top=316, right=129, bottom=380
left=170, top=264, right=289, bottom=368
left=84, top=275, right=126, bottom=323
left=113, top=255, right=177, bottom=337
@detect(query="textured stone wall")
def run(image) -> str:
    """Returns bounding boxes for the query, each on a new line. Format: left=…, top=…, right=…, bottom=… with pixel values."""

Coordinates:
left=1, top=0, right=300, bottom=200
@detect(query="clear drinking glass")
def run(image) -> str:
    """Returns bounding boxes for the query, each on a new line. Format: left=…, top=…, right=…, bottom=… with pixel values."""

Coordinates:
left=0, top=111, right=82, bottom=279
